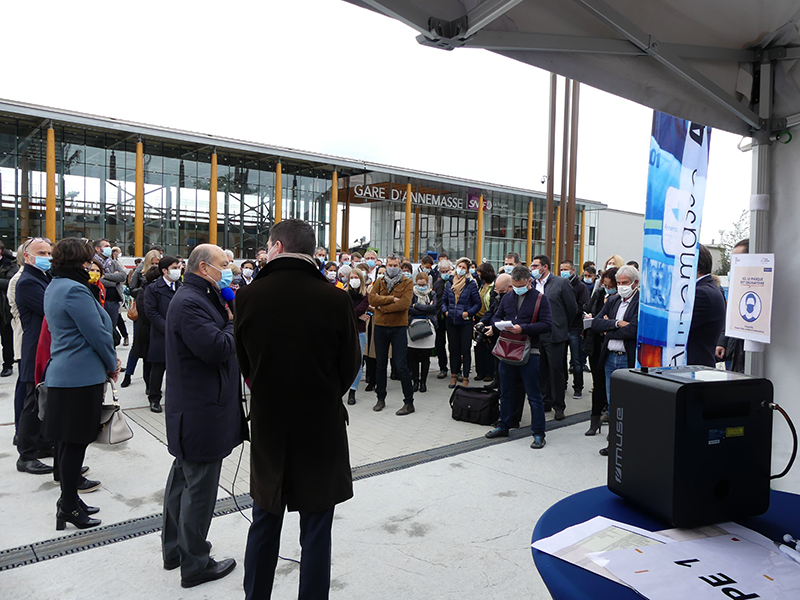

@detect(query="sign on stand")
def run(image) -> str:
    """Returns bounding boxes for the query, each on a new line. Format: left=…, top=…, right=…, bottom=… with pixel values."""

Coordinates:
left=725, top=253, right=774, bottom=344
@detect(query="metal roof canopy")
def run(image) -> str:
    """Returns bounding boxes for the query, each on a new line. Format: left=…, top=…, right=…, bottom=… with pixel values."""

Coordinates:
left=349, top=0, right=800, bottom=138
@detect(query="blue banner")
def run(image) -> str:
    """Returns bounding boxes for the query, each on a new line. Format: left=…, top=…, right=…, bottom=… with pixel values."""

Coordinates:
left=638, top=112, right=712, bottom=367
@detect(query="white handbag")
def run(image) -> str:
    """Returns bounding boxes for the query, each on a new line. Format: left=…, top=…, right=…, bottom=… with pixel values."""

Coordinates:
left=97, top=379, right=134, bottom=445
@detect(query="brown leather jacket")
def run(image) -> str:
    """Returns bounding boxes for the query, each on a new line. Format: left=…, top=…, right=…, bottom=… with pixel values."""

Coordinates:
left=369, top=277, right=413, bottom=327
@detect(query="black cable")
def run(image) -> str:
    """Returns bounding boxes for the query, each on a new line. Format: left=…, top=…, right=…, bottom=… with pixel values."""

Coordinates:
left=769, top=402, right=798, bottom=480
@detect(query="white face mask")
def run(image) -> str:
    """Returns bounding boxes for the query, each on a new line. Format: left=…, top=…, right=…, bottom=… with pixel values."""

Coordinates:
left=349, top=279, right=361, bottom=289
left=242, top=268, right=254, bottom=278
left=325, top=271, right=337, bottom=282
left=618, top=284, right=634, bottom=299
left=167, top=269, right=182, bottom=282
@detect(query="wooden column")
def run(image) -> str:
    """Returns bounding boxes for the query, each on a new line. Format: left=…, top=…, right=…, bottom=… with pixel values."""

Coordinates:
left=413, top=205, right=420, bottom=262
left=135, top=139, right=144, bottom=256
left=274, top=161, right=282, bottom=224
left=566, top=81, right=580, bottom=262
left=46, top=126, right=56, bottom=241
left=527, top=201, right=534, bottom=265
left=545, top=73, right=557, bottom=257
left=342, top=176, right=350, bottom=254
left=476, top=194, right=484, bottom=263
left=404, top=182, right=412, bottom=259
left=209, top=150, right=218, bottom=245
left=559, top=78, right=572, bottom=263
left=579, top=210, right=587, bottom=269
left=330, top=171, right=338, bottom=259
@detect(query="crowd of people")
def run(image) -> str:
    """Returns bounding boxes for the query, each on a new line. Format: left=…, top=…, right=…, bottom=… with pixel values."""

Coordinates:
left=1, top=218, right=735, bottom=596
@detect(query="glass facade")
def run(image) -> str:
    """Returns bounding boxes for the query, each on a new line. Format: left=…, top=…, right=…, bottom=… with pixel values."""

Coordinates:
left=0, top=105, right=602, bottom=265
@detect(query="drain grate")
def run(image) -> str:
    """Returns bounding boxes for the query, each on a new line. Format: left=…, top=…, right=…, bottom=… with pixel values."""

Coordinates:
left=0, top=410, right=590, bottom=571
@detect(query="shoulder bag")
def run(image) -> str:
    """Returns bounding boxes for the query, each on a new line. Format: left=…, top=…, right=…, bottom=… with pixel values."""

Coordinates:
left=492, top=292, right=543, bottom=366
left=97, top=379, right=134, bottom=445
left=127, top=299, right=138, bottom=321
left=408, top=317, right=435, bottom=341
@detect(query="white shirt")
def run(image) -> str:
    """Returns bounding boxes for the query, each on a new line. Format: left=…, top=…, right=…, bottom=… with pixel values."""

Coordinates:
left=163, top=275, right=176, bottom=291
left=535, top=271, right=550, bottom=294
left=607, top=293, right=634, bottom=352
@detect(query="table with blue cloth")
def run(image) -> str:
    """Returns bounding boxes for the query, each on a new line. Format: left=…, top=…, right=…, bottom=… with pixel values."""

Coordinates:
left=531, top=486, right=800, bottom=600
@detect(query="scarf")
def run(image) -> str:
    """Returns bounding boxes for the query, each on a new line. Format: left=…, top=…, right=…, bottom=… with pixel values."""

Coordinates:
left=51, top=266, right=91, bottom=287
left=384, top=270, right=403, bottom=292
left=95, top=253, right=112, bottom=273
left=414, top=285, right=432, bottom=304
left=451, top=273, right=467, bottom=304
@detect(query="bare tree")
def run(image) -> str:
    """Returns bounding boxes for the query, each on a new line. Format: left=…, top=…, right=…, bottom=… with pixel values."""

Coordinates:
left=716, top=209, right=750, bottom=275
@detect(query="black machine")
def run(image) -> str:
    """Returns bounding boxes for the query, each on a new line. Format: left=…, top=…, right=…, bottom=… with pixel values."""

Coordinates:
left=607, top=366, right=773, bottom=528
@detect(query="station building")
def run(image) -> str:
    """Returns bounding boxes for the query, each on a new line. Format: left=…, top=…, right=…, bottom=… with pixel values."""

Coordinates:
left=0, top=99, right=605, bottom=265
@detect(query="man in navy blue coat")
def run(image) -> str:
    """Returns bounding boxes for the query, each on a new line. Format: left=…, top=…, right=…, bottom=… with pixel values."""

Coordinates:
left=687, top=245, right=726, bottom=367
left=15, top=237, right=54, bottom=475
left=161, top=244, right=246, bottom=589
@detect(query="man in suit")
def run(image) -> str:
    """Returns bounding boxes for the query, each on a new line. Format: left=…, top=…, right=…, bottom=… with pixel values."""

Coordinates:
left=143, top=255, right=182, bottom=413
left=531, top=255, right=577, bottom=420
left=15, top=238, right=54, bottom=474
left=161, top=244, right=244, bottom=588
left=591, top=264, right=640, bottom=456
left=235, top=219, right=360, bottom=600
left=560, top=259, right=590, bottom=399
left=687, top=244, right=726, bottom=367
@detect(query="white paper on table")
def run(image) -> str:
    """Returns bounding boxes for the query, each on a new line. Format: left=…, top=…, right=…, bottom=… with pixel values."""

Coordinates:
left=655, top=521, right=778, bottom=553
left=494, top=320, right=514, bottom=331
left=532, top=516, right=673, bottom=583
left=589, top=534, right=800, bottom=600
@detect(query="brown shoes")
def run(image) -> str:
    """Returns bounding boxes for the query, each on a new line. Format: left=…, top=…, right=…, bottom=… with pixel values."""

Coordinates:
left=395, top=404, right=415, bottom=416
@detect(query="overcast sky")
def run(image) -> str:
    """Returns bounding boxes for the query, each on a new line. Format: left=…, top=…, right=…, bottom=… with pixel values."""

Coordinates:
left=3, top=0, right=752, bottom=245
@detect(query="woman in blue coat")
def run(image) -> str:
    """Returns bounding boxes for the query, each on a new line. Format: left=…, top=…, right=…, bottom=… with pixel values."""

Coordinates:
left=43, top=238, right=119, bottom=530
left=441, top=257, right=481, bottom=388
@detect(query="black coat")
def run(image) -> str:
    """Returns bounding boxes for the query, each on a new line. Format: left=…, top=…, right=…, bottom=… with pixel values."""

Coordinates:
left=567, top=274, right=590, bottom=329
left=164, top=273, right=246, bottom=463
left=131, top=283, right=152, bottom=358
left=540, top=274, right=578, bottom=343
left=687, top=275, right=726, bottom=367
left=16, top=266, right=50, bottom=382
left=144, top=277, right=180, bottom=363
left=0, top=254, right=19, bottom=326
left=583, top=286, right=607, bottom=356
left=235, top=257, right=360, bottom=515
left=592, top=290, right=640, bottom=368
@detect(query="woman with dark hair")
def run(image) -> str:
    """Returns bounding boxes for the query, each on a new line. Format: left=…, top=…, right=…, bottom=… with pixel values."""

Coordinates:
left=88, top=259, right=106, bottom=306
left=43, top=238, right=119, bottom=530
left=441, top=257, right=481, bottom=388
left=122, top=266, right=159, bottom=390
left=583, top=267, right=617, bottom=436
left=240, top=260, right=256, bottom=287
left=474, top=262, right=497, bottom=381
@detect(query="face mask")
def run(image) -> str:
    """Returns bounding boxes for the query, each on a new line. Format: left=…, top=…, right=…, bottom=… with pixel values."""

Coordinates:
left=605, top=263, right=614, bottom=270
left=349, top=279, right=361, bottom=289
left=456, top=268, right=466, bottom=277
left=35, top=256, right=52, bottom=272
left=605, top=287, right=618, bottom=296
left=503, top=265, right=514, bottom=274
left=325, top=271, right=337, bottom=282
left=441, top=273, right=451, bottom=281
left=416, top=285, right=429, bottom=293
left=207, top=263, right=233, bottom=289
left=242, top=268, right=254, bottom=278
left=88, top=271, right=101, bottom=284
left=377, top=273, right=385, bottom=279
left=386, top=266, right=401, bottom=278
left=342, top=260, right=350, bottom=267
left=618, top=284, right=634, bottom=299
left=101, top=247, right=112, bottom=258
left=583, top=277, right=593, bottom=284
left=366, top=259, right=376, bottom=269
left=531, top=268, right=541, bottom=280
left=317, top=256, right=326, bottom=263
left=560, top=271, right=571, bottom=278
left=513, top=285, right=528, bottom=296
left=421, top=267, right=430, bottom=274
left=470, top=268, right=476, bottom=276
left=403, top=272, right=412, bottom=278
left=168, top=269, right=182, bottom=282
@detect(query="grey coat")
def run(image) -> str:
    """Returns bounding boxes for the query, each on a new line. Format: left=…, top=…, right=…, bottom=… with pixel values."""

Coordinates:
left=540, top=274, right=578, bottom=344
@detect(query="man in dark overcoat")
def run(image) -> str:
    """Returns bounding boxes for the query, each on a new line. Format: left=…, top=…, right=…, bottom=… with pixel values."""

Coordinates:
left=235, top=218, right=361, bottom=600
left=161, top=244, right=245, bottom=589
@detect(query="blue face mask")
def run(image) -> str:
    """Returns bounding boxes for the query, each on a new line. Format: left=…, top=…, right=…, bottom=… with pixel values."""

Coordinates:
left=584, top=277, right=594, bottom=284
left=422, top=267, right=430, bottom=274
left=531, top=268, right=541, bottom=280
left=342, top=260, right=350, bottom=266
left=101, top=247, right=112, bottom=258
left=441, top=273, right=451, bottom=281
left=208, top=263, right=233, bottom=290
left=456, top=268, right=467, bottom=277
left=513, top=285, right=528, bottom=296
left=605, top=287, right=617, bottom=296
left=503, top=265, right=514, bottom=274
left=403, top=272, right=412, bottom=279
left=470, top=268, right=476, bottom=276
left=35, top=256, right=52, bottom=272
left=416, top=285, right=429, bottom=293
left=560, top=271, right=571, bottom=278
left=366, top=259, right=376, bottom=269
left=377, top=273, right=384, bottom=279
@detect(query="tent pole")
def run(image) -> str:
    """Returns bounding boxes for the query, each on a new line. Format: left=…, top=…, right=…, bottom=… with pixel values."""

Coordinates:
left=545, top=73, right=557, bottom=257
left=566, top=80, right=580, bottom=263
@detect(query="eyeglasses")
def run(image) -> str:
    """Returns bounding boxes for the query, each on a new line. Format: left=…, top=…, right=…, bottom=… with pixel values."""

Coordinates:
left=22, top=237, right=52, bottom=252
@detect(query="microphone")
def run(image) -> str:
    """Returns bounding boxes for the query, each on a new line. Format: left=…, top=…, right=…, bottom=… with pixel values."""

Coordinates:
left=220, top=287, right=236, bottom=302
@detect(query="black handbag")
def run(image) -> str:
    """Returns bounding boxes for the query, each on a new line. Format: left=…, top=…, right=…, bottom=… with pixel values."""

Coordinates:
left=408, top=318, right=435, bottom=341
left=449, top=386, right=500, bottom=426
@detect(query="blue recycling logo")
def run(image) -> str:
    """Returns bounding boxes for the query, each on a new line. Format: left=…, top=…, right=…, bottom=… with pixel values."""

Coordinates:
left=738, top=291, right=762, bottom=323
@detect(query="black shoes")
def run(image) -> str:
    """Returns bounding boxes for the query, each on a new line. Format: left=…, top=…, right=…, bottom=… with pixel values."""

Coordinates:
left=412, top=380, right=419, bottom=393
left=419, top=380, right=427, bottom=393
left=599, top=446, right=609, bottom=456
left=572, top=388, right=582, bottom=399
left=347, top=389, right=356, bottom=405
left=585, top=416, right=602, bottom=436
left=530, top=435, right=546, bottom=449
left=365, top=382, right=375, bottom=392
left=77, top=477, right=102, bottom=494
left=485, top=427, right=509, bottom=439
left=181, top=558, right=236, bottom=588
left=554, top=409, right=565, bottom=421
left=0, top=367, right=12, bottom=377
left=150, top=402, right=162, bottom=413
left=56, top=507, right=101, bottom=531
left=17, top=459, right=53, bottom=475
left=373, top=399, right=385, bottom=412
left=395, top=403, right=415, bottom=416
left=57, top=497, right=99, bottom=516
left=483, top=380, right=499, bottom=390
left=120, top=374, right=132, bottom=388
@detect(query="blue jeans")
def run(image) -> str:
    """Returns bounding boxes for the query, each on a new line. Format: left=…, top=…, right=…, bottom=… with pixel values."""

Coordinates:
left=567, top=329, right=584, bottom=391
left=374, top=325, right=414, bottom=403
left=125, top=320, right=139, bottom=376
left=498, top=354, right=545, bottom=436
left=350, top=332, right=367, bottom=390
left=604, top=351, right=630, bottom=406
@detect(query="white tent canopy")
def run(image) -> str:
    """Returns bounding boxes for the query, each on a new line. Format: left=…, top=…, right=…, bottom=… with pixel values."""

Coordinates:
left=346, top=0, right=800, bottom=492
left=347, top=0, right=800, bottom=136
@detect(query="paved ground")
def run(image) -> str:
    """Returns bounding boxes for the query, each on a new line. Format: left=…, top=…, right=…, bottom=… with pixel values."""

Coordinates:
left=0, top=330, right=608, bottom=599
